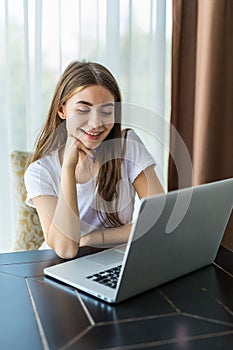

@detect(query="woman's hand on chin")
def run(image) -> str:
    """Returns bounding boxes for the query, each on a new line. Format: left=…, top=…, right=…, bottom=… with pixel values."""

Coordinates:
left=63, top=133, right=95, bottom=168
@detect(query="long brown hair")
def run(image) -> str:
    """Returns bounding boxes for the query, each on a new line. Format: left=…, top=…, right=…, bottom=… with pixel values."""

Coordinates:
left=29, top=60, right=124, bottom=227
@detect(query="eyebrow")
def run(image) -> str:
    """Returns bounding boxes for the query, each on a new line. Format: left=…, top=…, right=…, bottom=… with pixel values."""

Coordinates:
left=76, top=100, right=92, bottom=106
left=76, top=101, right=114, bottom=107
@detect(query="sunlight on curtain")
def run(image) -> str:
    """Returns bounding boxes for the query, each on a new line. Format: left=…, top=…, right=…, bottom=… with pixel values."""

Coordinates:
left=0, top=0, right=172, bottom=252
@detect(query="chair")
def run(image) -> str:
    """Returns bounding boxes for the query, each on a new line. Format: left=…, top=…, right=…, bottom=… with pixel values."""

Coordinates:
left=10, top=150, right=44, bottom=250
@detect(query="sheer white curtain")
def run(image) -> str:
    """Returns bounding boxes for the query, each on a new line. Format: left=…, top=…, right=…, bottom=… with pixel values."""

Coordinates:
left=0, top=0, right=172, bottom=252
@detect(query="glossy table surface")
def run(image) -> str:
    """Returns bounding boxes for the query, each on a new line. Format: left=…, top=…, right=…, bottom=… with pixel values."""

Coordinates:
left=1, top=245, right=233, bottom=350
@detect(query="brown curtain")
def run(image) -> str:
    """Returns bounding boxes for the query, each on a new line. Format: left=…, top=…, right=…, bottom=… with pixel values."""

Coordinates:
left=168, top=0, right=233, bottom=248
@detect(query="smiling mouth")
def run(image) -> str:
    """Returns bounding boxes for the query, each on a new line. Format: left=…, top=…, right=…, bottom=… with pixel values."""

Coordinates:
left=80, top=129, right=104, bottom=139
left=85, top=131, right=103, bottom=136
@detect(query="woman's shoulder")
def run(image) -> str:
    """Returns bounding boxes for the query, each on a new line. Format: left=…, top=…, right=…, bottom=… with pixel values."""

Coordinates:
left=122, top=128, right=155, bottom=162
left=25, top=150, right=60, bottom=175
left=122, top=128, right=145, bottom=147
left=122, top=128, right=142, bottom=141
left=121, top=128, right=156, bottom=181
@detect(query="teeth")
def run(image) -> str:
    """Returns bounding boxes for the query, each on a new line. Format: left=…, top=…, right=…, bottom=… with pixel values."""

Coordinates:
left=85, top=131, right=101, bottom=136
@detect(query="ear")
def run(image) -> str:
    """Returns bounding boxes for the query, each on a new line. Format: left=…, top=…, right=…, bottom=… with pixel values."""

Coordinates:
left=58, top=106, right=66, bottom=120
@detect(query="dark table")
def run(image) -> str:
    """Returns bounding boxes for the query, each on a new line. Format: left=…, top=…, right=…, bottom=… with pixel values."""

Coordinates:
left=1, top=245, right=233, bottom=350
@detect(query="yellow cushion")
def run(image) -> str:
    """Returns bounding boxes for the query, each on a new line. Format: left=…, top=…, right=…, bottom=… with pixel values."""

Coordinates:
left=10, top=151, right=44, bottom=250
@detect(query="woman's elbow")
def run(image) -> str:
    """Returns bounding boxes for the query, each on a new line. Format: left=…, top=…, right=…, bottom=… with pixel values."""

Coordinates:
left=46, top=236, right=79, bottom=259
left=57, top=246, right=79, bottom=259
left=54, top=243, right=79, bottom=259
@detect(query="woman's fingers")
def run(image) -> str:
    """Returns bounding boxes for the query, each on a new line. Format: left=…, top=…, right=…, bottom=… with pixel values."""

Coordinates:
left=67, top=134, right=95, bottom=161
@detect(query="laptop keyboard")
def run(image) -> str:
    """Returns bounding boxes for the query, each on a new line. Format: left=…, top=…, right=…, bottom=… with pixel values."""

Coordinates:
left=86, top=265, right=122, bottom=289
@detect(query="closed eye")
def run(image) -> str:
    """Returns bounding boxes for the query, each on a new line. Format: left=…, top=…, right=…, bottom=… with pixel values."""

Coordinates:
left=77, top=109, right=90, bottom=114
left=101, top=110, right=113, bottom=116
left=100, top=106, right=114, bottom=116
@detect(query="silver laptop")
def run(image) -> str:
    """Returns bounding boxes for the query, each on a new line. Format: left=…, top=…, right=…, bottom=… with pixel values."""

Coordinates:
left=44, top=178, right=233, bottom=303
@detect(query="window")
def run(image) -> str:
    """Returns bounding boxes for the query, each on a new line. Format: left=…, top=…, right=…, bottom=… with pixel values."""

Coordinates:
left=0, top=0, right=172, bottom=251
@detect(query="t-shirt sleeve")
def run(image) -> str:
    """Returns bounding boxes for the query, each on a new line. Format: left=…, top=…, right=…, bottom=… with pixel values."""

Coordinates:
left=24, top=160, right=58, bottom=207
left=123, top=129, right=156, bottom=183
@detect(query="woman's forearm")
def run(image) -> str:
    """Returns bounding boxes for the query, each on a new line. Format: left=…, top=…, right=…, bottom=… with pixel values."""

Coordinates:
left=80, top=223, right=133, bottom=248
left=47, top=166, right=81, bottom=258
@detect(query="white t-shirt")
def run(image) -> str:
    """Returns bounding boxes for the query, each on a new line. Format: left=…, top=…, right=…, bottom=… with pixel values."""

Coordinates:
left=24, top=129, right=156, bottom=249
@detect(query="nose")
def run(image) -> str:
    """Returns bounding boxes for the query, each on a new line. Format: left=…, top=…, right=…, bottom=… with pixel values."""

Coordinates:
left=88, top=109, right=103, bottom=128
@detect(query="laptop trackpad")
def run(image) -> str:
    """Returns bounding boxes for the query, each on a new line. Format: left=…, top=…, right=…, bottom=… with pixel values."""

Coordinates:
left=86, top=249, right=124, bottom=266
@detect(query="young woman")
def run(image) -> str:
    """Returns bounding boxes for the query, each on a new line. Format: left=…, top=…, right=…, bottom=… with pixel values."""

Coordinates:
left=24, top=61, right=164, bottom=259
